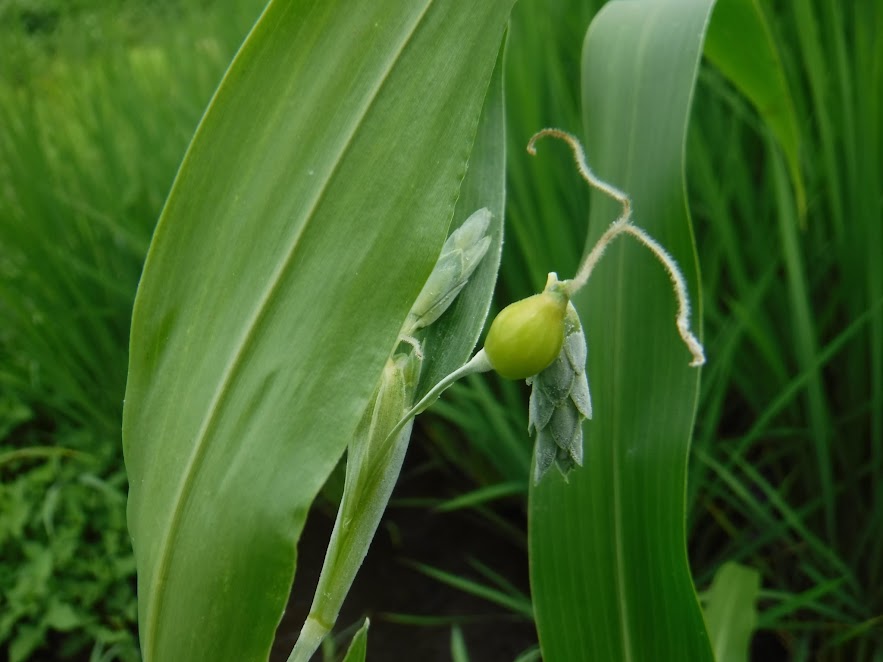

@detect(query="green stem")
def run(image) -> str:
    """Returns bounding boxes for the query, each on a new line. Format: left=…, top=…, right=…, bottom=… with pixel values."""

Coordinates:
left=396, top=349, right=493, bottom=430
left=287, top=616, right=331, bottom=662
left=286, top=350, right=491, bottom=662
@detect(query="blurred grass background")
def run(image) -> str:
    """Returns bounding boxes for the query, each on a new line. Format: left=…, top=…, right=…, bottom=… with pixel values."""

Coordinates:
left=0, top=1, right=265, bottom=659
left=1, top=0, right=880, bottom=660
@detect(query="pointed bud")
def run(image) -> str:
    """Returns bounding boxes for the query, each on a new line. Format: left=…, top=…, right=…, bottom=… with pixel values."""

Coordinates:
left=406, top=208, right=492, bottom=333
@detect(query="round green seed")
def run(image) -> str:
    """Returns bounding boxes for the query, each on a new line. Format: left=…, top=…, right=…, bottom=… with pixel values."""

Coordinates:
left=484, top=291, right=568, bottom=380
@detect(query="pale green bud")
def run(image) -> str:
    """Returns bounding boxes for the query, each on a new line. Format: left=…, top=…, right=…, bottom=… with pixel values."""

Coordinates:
left=406, top=208, right=492, bottom=333
left=483, top=274, right=568, bottom=380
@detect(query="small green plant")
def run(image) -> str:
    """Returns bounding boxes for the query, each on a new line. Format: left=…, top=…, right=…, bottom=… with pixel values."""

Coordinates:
left=0, top=437, right=138, bottom=662
left=288, top=210, right=494, bottom=661
left=121, top=5, right=518, bottom=659
left=289, top=128, right=705, bottom=659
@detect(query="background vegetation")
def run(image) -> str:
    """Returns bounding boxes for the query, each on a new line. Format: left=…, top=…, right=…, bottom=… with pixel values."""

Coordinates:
left=1, top=0, right=879, bottom=660
left=0, top=1, right=264, bottom=659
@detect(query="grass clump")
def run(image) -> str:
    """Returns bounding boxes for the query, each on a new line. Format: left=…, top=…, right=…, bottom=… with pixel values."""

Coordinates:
left=0, top=1, right=263, bottom=658
left=687, top=2, right=883, bottom=656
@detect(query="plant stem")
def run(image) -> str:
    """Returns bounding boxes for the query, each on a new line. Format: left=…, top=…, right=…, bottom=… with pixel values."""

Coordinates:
left=287, top=616, right=330, bottom=662
left=286, top=350, right=491, bottom=662
left=396, top=349, right=494, bottom=428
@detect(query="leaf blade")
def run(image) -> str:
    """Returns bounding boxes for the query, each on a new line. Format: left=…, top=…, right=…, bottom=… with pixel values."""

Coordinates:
left=528, top=1, right=716, bottom=660
left=704, top=0, right=806, bottom=216
left=122, top=2, right=515, bottom=660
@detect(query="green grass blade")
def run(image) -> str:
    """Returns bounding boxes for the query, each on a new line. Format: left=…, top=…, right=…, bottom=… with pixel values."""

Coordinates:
left=434, top=481, right=525, bottom=512
left=122, top=2, right=515, bottom=660
left=512, top=647, right=542, bottom=662
left=450, top=626, right=471, bottom=662
left=407, top=561, right=533, bottom=619
left=528, top=1, right=716, bottom=659
left=769, top=141, right=836, bottom=541
left=756, top=581, right=849, bottom=628
left=702, top=562, right=761, bottom=662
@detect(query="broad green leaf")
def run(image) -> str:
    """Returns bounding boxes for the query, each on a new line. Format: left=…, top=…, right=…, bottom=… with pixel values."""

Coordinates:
left=122, top=2, right=515, bottom=661
left=704, top=0, right=806, bottom=217
left=341, top=619, right=369, bottom=662
left=703, top=562, right=761, bottom=662
left=529, top=1, right=715, bottom=660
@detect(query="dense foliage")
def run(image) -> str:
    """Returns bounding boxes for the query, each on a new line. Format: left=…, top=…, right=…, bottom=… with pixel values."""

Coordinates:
left=0, top=2, right=264, bottom=659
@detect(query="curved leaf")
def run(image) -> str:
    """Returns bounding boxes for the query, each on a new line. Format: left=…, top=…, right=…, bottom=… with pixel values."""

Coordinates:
left=122, top=1, right=515, bottom=660
left=704, top=0, right=806, bottom=217
left=528, top=1, right=715, bottom=660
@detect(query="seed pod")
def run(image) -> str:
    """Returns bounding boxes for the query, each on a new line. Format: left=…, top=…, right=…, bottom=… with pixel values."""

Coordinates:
left=483, top=276, right=568, bottom=380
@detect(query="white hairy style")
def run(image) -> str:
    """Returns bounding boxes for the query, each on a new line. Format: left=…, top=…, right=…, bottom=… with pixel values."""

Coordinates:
left=528, top=128, right=705, bottom=367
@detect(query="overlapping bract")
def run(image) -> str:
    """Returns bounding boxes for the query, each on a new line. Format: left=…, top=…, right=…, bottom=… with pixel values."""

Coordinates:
left=528, top=303, right=592, bottom=482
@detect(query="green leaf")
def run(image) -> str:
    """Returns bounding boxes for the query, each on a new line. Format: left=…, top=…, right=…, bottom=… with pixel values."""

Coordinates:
left=122, top=2, right=515, bottom=661
left=9, top=624, right=45, bottom=662
left=702, top=562, right=761, bottom=662
left=704, top=0, right=806, bottom=217
left=528, top=1, right=716, bottom=660
left=44, top=601, right=83, bottom=631
left=341, top=619, right=370, bottom=662
left=406, top=560, right=533, bottom=619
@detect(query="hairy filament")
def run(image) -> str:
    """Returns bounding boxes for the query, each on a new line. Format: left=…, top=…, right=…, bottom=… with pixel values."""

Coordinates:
left=528, top=128, right=705, bottom=367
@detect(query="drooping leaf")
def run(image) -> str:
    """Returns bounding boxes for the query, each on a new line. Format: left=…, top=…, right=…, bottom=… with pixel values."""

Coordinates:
left=529, top=0, right=716, bottom=660
left=122, top=2, right=515, bottom=660
left=704, top=0, right=806, bottom=217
